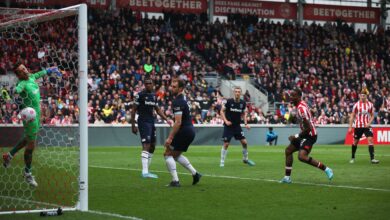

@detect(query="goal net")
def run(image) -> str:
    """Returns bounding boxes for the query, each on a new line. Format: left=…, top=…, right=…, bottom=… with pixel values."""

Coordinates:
left=0, top=4, right=88, bottom=214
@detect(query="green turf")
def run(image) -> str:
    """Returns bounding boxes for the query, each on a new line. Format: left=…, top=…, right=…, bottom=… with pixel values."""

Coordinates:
left=1, top=145, right=390, bottom=220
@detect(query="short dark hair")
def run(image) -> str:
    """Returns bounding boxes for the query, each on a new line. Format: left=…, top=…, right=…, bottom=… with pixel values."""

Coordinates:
left=144, top=77, right=153, bottom=84
left=294, top=88, right=302, bottom=97
left=13, top=62, right=22, bottom=73
left=173, top=78, right=185, bottom=89
left=269, top=127, right=273, bottom=131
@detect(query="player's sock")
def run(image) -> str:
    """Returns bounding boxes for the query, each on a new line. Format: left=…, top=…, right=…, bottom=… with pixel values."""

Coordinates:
left=285, top=166, right=292, bottom=176
left=148, top=153, right=153, bottom=167
left=221, top=147, right=227, bottom=163
left=351, top=144, right=357, bottom=159
left=10, top=139, right=26, bottom=156
left=368, top=145, right=375, bottom=160
left=141, top=151, right=149, bottom=174
left=176, top=155, right=196, bottom=175
left=165, top=156, right=179, bottom=182
left=24, top=149, right=33, bottom=173
left=242, top=148, right=248, bottom=161
left=316, top=161, right=327, bottom=171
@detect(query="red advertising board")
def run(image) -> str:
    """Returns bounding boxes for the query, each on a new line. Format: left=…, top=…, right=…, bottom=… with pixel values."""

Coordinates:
left=304, top=4, right=380, bottom=24
left=345, top=127, right=390, bottom=145
left=213, top=0, right=297, bottom=19
left=9, top=0, right=109, bottom=9
left=117, top=0, right=207, bottom=13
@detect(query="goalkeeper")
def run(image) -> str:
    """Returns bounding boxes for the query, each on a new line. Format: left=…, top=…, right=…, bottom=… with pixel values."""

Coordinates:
left=2, top=62, right=61, bottom=187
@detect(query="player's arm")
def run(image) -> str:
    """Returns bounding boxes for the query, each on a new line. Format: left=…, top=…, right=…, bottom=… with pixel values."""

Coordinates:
left=31, top=67, right=62, bottom=80
left=131, top=95, right=139, bottom=134
left=155, top=106, right=172, bottom=126
left=367, top=106, right=374, bottom=127
left=165, top=105, right=182, bottom=147
left=348, top=111, right=356, bottom=132
left=299, top=118, right=311, bottom=137
left=242, top=107, right=250, bottom=130
left=220, top=103, right=231, bottom=126
left=14, top=82, right=25, bottom=94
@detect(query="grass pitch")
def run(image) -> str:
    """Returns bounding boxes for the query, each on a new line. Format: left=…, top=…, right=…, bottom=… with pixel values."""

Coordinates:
left=1, top=145, right=390, bottom=220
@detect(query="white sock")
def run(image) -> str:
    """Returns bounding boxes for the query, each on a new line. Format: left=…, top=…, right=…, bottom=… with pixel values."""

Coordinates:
left=165, top=156, right=179, bottom=182
left=141, top=151, right=149, bottom=174
left=176, top=155, right=197, bottom=175
left=242, top=148, right=248, bottom=161
left=148, top=153, right=153, bottom=167
left=221, top=147, right=228, bottom=163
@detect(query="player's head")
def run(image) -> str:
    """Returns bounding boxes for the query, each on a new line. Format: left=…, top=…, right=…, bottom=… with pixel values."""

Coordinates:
left=233, top=87, right=242, bottom=100
left=13, top=62, right=29, bottom=80
left=144, top=77, right=153, bottom=92
left=290, top=89, right=302, bottom=105
left=360, top=88, right=369, bottom=102
left=171, top=78, right=185, bottom=96
left=269, top=127, right=273, bottom=131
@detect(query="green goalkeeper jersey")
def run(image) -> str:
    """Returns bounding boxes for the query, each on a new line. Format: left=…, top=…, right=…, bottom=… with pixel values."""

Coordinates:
left=15, top=70, right=47, bottom=114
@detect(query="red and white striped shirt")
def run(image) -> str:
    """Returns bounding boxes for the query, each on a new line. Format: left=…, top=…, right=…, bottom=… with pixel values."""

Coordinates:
left=296, top=101, right=317, bottom=136
left=352, top=101, right=373, bottom=128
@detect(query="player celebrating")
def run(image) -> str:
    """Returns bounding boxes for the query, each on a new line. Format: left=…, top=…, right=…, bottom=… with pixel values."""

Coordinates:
left=280, top=89, right=333, bottom=184
left=131, top=77, right=172, bottom=178
left=219, top=87, right=254, bottom=167
left=2, top=62, right=61, bottom=187
left=164, top=79, right=201, bottom=187
left=348, top=88, right=379, bottom=164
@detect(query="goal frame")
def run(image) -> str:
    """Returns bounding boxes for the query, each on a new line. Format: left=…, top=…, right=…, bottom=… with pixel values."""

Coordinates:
left=0, top=3, right=88, bottom=214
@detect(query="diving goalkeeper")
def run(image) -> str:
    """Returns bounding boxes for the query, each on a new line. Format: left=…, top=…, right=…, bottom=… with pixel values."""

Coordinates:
left=2, top=62, right=61, bottom=187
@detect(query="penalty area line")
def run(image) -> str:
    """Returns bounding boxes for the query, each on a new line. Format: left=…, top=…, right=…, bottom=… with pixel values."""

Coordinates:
left=89, top=165, right=390, bottom=193
left=87, top=210, right=143, bottom=220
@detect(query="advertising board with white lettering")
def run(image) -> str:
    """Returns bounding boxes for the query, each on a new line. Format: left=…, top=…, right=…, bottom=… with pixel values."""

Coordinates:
left=345, top=127, right=390, bottom=145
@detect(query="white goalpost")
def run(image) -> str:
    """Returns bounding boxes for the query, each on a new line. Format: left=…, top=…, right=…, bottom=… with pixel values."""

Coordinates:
left=0, top=4, right=88, bottom=214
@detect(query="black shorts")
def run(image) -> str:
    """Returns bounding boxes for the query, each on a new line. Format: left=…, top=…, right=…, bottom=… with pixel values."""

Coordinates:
left=171, top=126, right=195, bottom=152
left=137, top=121, right=156, bottom=144
left=291, top=135, right=317, bottom=153
left=354, top=128, right=373, bottom=140
left=222, top=126, right=245, bottom=142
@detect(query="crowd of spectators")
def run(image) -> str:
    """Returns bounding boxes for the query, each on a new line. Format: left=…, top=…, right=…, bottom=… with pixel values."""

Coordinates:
left=0, top=9, right=389, bottom=125
left=172, top=13, right=390, bottom=125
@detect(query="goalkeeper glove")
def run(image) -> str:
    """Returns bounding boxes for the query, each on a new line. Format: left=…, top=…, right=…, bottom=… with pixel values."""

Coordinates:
left=46, top=67, right=62, bottom=77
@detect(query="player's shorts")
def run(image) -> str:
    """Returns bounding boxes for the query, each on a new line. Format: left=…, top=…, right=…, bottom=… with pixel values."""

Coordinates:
left=170, top=126, right=195, bottom=152
left=23, top=112, right=40, bottom=141
left=137, top=121, right=156, bottom=144
left=222, top=125, right=245, bottom=142
left=354, top=127, right=373, bottom=140
left=291, top=135, right=317, bottom=153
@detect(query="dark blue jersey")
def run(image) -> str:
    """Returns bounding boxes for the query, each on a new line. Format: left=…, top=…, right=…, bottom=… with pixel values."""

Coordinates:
left=224, top=98, right=246, bottom=126
left=173, top=94, right=192, bottom=127
left=135, top=90, right=157, bottom=123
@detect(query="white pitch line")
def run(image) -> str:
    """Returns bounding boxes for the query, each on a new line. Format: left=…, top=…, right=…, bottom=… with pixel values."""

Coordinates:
left=87, top=210, right=143, bottom=220
left=89, top=165, right=390, bottom=193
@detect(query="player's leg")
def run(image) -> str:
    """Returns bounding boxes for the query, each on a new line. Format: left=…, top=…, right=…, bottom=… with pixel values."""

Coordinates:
left=297, top=142, right=333, bottom=180
left=280, top=143, right=298, bottom=183
left=172, top=127, right=201, bottom=185
left=235, top=127, right=254, bottom=166
left=221, top=126, right=232, bottom=167
left=164, top=147, right=180, bottom=187
left=351, top=128, right=361, bottom=163
left=139, top=122, right=157, bottom=178
left=149, top=142, right=156, bottom=167
left=3, top=138, right=27, bottom=168
left=24, top=138, right=38, bottom=187
left=240, top=138, right=255, bottom=166
left=366, top=128, right=379, bottom=164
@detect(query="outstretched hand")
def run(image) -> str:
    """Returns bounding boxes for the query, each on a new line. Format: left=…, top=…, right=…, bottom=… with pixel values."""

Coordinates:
left=46, top=67, right=62, bottom=77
